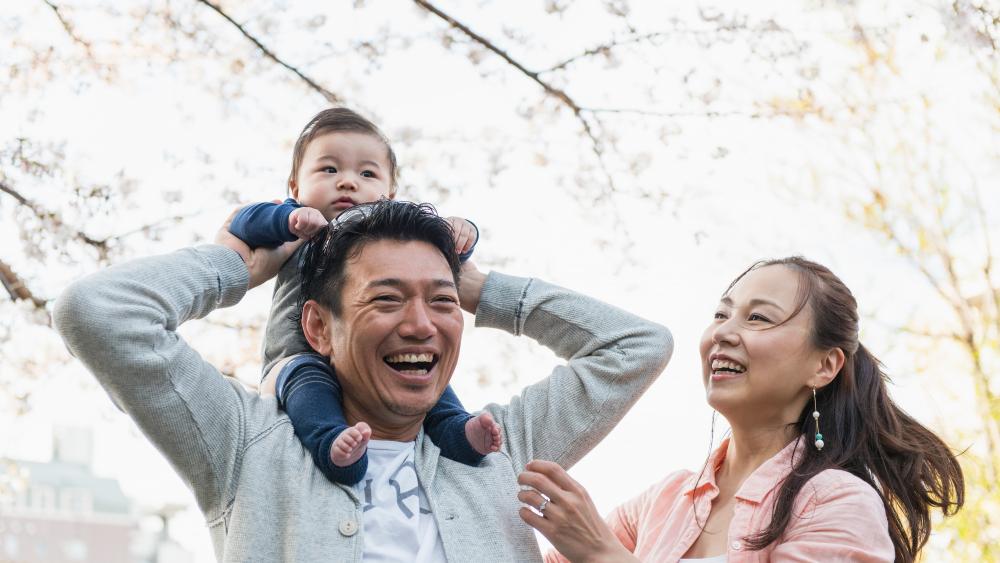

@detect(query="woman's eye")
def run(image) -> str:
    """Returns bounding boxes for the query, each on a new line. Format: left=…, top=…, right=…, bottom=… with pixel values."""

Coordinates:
left=748, top=313, right=770, bottom=322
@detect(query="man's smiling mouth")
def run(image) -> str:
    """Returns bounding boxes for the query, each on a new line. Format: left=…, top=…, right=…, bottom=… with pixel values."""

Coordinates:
left=383, top=352, right=437, bottom=375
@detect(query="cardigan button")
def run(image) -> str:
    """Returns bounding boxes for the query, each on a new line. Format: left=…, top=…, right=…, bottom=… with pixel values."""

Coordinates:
left=730, top=540, right=742, bottom=551
left=339, top=519, right=359, bottom=537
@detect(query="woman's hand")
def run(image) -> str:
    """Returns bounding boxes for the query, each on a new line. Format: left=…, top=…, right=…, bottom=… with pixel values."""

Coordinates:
left=215, top=205, right=303, bottom=290
left=518, top=460, right=638, bottom=563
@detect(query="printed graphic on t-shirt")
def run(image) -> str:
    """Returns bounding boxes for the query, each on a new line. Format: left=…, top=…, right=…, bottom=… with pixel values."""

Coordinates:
left=360, top=457, right=431, bottom=518
left=356, top=440, right=446, bottom=562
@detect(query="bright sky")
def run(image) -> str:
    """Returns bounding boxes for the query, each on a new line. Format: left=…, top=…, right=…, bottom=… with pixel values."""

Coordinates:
left=2, top=1, right=996, bottom=560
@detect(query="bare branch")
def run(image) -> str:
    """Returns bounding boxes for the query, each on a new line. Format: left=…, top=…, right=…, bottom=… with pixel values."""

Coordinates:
left=540, top=31, right=671, bottom=73
left=971, top=182, right=1000, bottom=340
left=584, top=106, right=814, bottom=119
left=201, top=317, right=264, bottom=331
left=42, top=0, right=96, bottom=59
left=0, top=259, right=47, bottom=310
left=892, top=324, right=965, bottom=343
left=194, top=0, right=343, bottom=104
left=411, top=0, right=618, bottom=193
left=0, top=180, right=108, bottom=252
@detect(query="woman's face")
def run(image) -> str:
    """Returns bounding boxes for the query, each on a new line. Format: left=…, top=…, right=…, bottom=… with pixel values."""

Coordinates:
left=699, top=265, right=825, bottom=425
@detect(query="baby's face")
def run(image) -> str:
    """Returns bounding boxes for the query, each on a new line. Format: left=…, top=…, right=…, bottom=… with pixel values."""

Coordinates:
left=291, top=131, right=394, bottom=220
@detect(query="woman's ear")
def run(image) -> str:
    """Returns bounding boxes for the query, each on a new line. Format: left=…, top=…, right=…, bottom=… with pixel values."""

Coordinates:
left=301, top=299, right=333, bottom=356
left=810, top=347, right=845, bottom=389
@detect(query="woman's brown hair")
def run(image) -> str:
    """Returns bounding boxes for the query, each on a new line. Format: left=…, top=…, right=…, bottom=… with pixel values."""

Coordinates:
left=732, top=257, right=965, bottom=561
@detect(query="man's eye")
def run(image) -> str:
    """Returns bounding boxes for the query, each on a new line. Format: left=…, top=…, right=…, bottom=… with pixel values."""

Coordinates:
left=373, top=295, right=399, bottom=302
left=434, top=296, right=458, bottom=305
left=713, top=311, right=727, bottom=320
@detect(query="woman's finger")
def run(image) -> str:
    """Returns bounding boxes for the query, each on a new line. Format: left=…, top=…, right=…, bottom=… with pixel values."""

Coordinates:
left=516, top=488, right=548, bottom=509
left=517, top=470, right=567, bottom=505
left=519, top=505, right=555, bottom=536
left=526, top=459, right=583, bottom=494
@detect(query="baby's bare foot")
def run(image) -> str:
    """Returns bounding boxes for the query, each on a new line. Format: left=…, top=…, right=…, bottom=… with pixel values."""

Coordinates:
left=331, top=422, right=372, bottom=467
left=465, top=412, right=502, bottom=456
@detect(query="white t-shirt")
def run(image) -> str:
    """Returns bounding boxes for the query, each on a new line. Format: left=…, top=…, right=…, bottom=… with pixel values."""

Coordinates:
left=356, top=440, right=446, bottom=562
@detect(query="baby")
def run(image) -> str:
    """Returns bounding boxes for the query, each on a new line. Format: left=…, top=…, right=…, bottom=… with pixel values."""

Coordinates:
left=229, top=108, right=501, bottom=484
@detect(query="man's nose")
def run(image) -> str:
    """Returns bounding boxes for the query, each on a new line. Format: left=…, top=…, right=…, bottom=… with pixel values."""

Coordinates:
left=398, top=301, right=436, bottom=340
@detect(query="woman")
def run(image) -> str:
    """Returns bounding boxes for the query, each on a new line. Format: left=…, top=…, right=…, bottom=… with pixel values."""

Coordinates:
left=518, top=257, right=964, bottom=562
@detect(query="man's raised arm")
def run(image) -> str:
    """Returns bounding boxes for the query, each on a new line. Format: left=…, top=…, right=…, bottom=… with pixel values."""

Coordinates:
left=466, top=264, right=674, bottom=473
left=53, top=213, right=299, bottom=518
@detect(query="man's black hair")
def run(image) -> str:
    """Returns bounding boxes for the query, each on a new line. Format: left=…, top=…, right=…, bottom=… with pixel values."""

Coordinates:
left=296, top=200, right=461, bottom=319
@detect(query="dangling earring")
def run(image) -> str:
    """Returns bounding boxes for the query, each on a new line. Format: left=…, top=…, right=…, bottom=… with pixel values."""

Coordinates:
left=812, top=387, right=824, bottom=451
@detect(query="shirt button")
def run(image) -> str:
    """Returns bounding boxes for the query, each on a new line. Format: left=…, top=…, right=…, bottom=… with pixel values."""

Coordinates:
left=339, top=519, right=359, bottom=537
left=730, top=540, right=742, bottom=551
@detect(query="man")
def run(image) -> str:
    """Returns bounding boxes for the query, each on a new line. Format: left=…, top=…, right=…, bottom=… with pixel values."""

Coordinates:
left=54, top=200, right=672, bottom=561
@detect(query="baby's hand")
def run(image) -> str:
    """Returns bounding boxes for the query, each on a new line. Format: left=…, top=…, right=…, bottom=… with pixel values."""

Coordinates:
left=445, top=216, right=477, bottom=257
left=289, top=207, right=329, bottom=240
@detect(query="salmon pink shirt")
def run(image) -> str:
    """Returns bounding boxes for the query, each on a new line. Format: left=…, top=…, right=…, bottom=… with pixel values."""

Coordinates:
left=548, top=438, right=894, bottom=562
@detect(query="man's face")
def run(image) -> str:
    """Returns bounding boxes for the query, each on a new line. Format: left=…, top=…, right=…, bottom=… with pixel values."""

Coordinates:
left=328, top=239, right=463, bottom=429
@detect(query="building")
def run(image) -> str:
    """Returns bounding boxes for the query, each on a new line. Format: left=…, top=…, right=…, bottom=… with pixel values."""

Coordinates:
left=0, top=427, right=190, bottom=563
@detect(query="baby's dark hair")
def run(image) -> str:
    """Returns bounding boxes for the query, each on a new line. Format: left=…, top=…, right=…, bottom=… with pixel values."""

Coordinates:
left=296, top=199, right=460, bottom=320
left=288, top=107, right=398, bottom=191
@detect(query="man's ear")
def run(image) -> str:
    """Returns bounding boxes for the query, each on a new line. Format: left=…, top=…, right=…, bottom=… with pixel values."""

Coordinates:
left=809, top=347, right=845, bottom=389
left=301, top=299, right=334, bottom=356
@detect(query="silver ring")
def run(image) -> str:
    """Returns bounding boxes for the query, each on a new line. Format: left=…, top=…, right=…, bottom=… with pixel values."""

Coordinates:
left=537, top=499, right=548, bottom=515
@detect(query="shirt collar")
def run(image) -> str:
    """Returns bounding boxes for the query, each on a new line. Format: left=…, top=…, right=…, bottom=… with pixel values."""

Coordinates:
left=681, top=438, right=729, bottom=497
left=734, top=437, right=805, bottom=503
left=680, top=436, right=806, bottom=504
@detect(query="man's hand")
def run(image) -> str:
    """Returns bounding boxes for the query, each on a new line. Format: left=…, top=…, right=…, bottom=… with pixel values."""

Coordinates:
left=289, top=207, right=329, bottom=240
left=216, top=206, right=303, bottom=290
left=458, top=260, right=486, bottom=314
left=445, top=216, right=477, bottom=257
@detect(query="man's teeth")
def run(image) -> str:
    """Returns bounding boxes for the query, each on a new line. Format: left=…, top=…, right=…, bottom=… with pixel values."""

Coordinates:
left=711, top=359, right=746, bottom=373
left=385, top=353, right=435, bottom=363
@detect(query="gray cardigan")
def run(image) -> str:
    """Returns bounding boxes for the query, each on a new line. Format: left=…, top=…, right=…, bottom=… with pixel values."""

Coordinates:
left=54, top=245, right=672, bottom=562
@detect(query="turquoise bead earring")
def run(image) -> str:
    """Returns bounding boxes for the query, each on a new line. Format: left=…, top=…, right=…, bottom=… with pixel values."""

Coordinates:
left=812, top=387, right=824, bottom=450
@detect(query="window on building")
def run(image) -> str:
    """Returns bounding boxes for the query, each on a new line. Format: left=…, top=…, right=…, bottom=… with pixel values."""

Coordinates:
left=59, top=487, right=94, bottom=514
left=29, top=486, right=56, bottom=512
left=63, top=539, right=87, bottom=561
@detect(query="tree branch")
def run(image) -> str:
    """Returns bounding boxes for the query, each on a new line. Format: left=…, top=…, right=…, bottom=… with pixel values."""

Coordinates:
left=0, top=180, right=108, bottom=252
left=42, top=0, right=96, bottom=59
left=540, top=31, right=672, bottom=73
left=411, top=0, right=618, bottom=193
left=0, top=259, right=47, bottom=310
left=971, top=182, right=1000, bottom=343
left=194, top=0, right=343, bottom=104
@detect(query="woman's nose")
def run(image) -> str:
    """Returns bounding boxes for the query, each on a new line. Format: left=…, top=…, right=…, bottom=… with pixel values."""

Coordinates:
left=711, top=318, right=740, bottom=346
